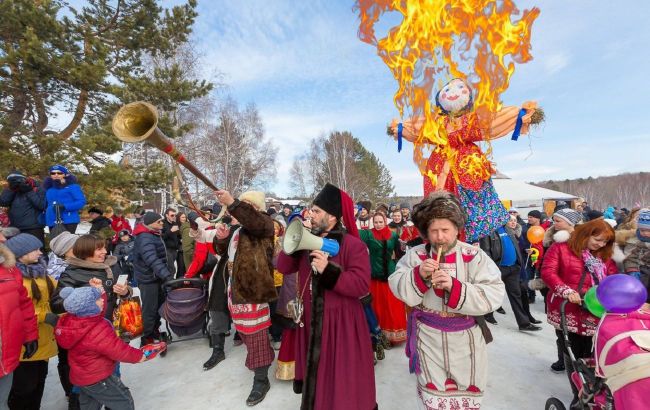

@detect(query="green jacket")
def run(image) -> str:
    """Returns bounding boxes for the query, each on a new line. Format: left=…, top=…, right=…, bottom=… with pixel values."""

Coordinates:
left=359, top=229, right=400, bottom=281
left=181, top=222, right=195, bottom=269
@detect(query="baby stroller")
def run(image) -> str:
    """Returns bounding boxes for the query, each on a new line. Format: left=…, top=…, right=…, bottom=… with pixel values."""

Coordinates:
left=159, top=277, right=209, bottom=354
left=545, top=300, right=614, bottom=410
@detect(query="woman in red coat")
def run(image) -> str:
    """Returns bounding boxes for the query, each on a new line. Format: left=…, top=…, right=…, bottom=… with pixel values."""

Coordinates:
left=0, top=244, right=38, bottom=407
left=541, top=219, right=618, bottom=409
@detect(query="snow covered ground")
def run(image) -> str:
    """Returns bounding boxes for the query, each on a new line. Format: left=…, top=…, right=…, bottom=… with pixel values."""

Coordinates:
left=41, top=300, right=571, bottom=409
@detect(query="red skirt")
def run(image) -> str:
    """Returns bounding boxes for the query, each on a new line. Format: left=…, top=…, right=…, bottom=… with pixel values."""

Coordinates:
left=370, top=279, right=407, bottom=343
left=275, top=327, right=296, bottom=380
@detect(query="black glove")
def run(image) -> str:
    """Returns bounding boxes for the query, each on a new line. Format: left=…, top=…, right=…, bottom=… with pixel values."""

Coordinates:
left=44, top=312, right=59, bottom=327
left=22, top=340, right=38, bottom=359
left=18, top=181, right=33, bottom=193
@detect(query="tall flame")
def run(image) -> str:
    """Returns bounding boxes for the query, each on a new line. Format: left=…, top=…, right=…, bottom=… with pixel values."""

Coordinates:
left=356, top=0, right=539, bottom=173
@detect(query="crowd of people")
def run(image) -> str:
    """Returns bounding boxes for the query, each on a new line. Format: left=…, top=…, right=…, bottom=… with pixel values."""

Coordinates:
left=0, top=165, right=648, bottom=410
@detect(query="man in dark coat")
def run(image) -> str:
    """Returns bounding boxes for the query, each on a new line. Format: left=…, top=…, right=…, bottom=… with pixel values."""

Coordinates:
left=161, top=208, right=180, bottom=276
left=132, top=212, right=173, bottom=346
left=87, top=207, right=112, bottom=235
left=0, top=171, right=46, bottom=244
left=277, top=183, right=377, bottom=410
left=480, top=224, right=542, bottom=331
left=214, top=189, right=276, bottom=406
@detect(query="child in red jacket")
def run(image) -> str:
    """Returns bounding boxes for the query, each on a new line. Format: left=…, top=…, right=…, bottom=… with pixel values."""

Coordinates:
left=54, top=279, right=164, bottom=410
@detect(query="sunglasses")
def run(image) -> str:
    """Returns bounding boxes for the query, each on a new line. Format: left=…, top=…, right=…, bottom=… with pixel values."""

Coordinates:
left=50, top=171, right=64, bottom=175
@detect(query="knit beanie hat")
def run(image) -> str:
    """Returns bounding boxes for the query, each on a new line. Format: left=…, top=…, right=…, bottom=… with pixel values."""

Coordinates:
left=49, top=231, right=79, bottom=257
left=358, top=201, right=372, bottom=212
left=187, top=211, right=199, bottom=224
left=239, top=191, right=266, bottom=212
left=586, top=210, right=604, bottom=221
left=0, top=227, right=20, bottom=240
left=553, top=208, right=583, bottom=227
left=143, top=212, right=163, bottom=226
left=400, top=202, right=410, bottom=210
left=5, top=233, right=43, bottom=258
left=87, top=206, right=103, bottom=215
left=527, top=210, right=542, bottom=219
left=637, top=209, right=650, bottom=230
left=6, top=170, right=25, bottom=181
left=49, top=164, right=70, bottom=175
left=60, top=287, right=102, bottom=317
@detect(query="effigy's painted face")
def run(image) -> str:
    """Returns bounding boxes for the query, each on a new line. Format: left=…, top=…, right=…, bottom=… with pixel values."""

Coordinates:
left=437, top=78, right=472, bottom=115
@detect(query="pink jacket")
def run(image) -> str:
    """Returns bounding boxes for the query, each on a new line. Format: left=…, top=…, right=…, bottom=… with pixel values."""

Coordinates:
left=541, top=243, right=617, bottom=336
left=595, top=310, right=650, bottom=409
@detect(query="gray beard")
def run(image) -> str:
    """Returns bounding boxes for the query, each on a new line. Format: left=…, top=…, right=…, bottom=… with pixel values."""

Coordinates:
left=310, top=219, right=329, bottom=236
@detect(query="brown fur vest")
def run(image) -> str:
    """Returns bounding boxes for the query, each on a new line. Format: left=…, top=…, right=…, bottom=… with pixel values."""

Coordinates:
left=227, top=200, right=277, bottom=304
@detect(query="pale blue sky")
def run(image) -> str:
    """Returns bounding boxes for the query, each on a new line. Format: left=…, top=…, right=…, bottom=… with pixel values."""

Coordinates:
left=176, top=1, right=650, bottom=196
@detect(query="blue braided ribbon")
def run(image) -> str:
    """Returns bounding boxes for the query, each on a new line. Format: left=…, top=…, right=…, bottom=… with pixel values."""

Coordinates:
left=397, top=122, right=403, bottom=152
left=511, top=108, right=528, bottom=141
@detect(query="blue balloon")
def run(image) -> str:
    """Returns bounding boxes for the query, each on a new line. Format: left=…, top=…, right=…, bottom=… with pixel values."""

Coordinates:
left=596, top=274, right=648, bottom=314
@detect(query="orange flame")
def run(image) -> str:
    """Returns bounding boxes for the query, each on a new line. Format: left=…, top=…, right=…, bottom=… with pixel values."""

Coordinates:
left=357, top=0, right=539, bottom=173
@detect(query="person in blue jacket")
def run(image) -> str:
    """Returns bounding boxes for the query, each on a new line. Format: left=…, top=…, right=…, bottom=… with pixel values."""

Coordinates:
left=43, top=165, right=86, bottom=234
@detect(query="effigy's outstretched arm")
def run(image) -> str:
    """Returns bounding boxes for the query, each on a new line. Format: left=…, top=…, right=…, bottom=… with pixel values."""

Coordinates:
left=488, top=101, right=537, bottom=140
left=389, top=116, right=428, bottom=142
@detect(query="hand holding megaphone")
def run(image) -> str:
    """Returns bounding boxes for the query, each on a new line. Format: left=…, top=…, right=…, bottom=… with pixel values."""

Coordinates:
left=310, top=250, right=329, bottom=274
left=282, top=219, right=340, bottom=258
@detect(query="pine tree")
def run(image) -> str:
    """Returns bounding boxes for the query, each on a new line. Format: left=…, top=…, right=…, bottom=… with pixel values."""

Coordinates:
left=0, top=0, right=212, bottom=208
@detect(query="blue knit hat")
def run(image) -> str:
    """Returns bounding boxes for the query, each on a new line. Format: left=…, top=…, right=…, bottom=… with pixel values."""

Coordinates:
left=60, top=287, right=102, bottom=317
left=5, top=233, right=43, bottom=258
left=638, top=209, right=650, bottom=230
left=49, top=164, right=70, bottom=175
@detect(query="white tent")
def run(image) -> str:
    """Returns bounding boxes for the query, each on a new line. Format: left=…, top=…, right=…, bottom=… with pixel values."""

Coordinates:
left=492, top=175, right=577, bottom=215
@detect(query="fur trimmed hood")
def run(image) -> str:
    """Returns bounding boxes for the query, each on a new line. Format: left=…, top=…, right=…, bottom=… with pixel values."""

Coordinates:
left=0, top=244, right=16, bottom=268
left=615, top=228, right=636, bottom=246
left=43, top=174, right=79, bottom=190
left=543, top=226, right=571, bottom=247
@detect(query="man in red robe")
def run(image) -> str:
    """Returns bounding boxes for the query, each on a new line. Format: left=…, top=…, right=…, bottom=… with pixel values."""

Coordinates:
left=277, top=183, right=377, bottom=410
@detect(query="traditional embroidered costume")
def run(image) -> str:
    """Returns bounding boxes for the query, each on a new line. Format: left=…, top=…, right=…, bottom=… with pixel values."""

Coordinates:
left=390, top=241, right=505, bottom=410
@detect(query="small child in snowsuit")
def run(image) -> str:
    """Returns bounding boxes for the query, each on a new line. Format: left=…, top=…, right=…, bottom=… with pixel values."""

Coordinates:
left=54, top=280, right=164, bottom=410
left=113, top=229, right=135, bottom=285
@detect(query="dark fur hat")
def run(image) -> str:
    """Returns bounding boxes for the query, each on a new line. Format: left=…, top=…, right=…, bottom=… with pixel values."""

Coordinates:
left=411, top=191, right=466, bottom=235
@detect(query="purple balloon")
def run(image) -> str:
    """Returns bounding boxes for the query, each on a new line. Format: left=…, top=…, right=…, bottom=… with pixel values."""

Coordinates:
left=596, top=274, right=648, bottom=314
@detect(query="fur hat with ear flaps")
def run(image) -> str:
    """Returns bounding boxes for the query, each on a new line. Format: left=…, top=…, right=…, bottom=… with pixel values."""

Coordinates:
left=411, top=191, right=466, bottom=237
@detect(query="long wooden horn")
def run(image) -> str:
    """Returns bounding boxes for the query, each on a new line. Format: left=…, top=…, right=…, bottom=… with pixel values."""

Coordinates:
left=112, top=101, right=219, bottom=191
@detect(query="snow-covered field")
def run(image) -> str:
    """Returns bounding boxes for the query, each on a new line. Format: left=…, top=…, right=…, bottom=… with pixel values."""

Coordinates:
left=41, top=299, right=571, bottom=409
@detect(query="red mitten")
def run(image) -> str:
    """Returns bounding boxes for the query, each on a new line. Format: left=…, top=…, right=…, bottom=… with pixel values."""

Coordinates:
left=141, top=342, right=167, bottom=360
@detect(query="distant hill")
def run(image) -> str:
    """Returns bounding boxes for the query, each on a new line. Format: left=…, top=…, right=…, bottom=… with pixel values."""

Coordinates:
left=532, top=172, right=650, bottom=210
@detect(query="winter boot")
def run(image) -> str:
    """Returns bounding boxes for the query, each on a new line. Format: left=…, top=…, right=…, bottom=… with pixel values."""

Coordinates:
left=139, top=336, right=154, bottom=348
left=203, top=334, right=226, bottom=371
left=379, top=332, right=392, bottom=350
left=246, top=365, right=271, bottom=406
left=68, top=393, right=80, bottom=410
left=551, top=338, right=566, bottom=373
left=233, top=331, right=243, bottom=347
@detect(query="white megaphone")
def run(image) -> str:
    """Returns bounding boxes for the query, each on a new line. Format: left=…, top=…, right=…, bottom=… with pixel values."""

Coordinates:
left=282, top=219, right=340, bottom=257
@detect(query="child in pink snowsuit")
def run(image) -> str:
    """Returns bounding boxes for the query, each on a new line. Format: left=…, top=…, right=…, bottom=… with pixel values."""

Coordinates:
left=594, top=308, right=650, bottom=410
